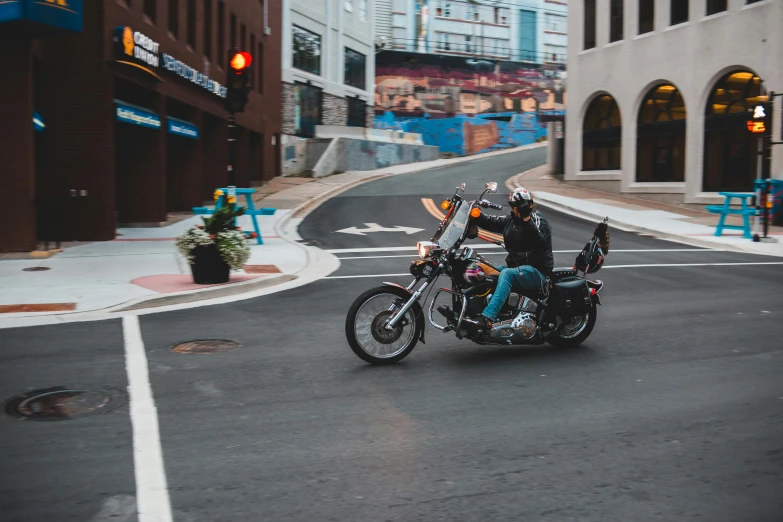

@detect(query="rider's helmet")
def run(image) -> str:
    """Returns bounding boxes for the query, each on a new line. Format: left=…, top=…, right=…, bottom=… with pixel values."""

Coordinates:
left=463, top=262, right=486, bottom=284
left=508, top=187, right=534, bottom=213
left=575, top=241, right=606, bottom=274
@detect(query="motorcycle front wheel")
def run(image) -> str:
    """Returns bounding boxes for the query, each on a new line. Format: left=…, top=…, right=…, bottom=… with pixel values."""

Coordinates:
left=345, top=286, right=424, bottom=365
left=546, top=304, right=597, bottom=348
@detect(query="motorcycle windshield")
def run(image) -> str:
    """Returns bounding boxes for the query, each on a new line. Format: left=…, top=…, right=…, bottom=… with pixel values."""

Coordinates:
left=433, top=202, right=470, bottom=250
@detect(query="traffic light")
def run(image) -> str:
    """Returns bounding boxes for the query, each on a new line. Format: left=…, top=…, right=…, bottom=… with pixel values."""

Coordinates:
left=225, top=49, right=253, bottom=113
left=747, top=101, right=772, bottom=137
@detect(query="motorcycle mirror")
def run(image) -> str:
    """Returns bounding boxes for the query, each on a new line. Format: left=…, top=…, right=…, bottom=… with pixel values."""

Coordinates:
left=459, top=183, right=466, bottom=192
left=485, top=182, right=498, bottom=193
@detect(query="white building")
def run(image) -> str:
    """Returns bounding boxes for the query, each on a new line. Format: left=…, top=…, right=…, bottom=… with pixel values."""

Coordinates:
left=282, top=0, right=376, bottom=137
left=564, top=0, right=781, bottom=207
left=377, top=0, right=567, bottom=65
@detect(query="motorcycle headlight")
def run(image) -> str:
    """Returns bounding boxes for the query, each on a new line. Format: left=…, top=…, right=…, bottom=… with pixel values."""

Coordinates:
left=417, top=241, right=438, bottom=259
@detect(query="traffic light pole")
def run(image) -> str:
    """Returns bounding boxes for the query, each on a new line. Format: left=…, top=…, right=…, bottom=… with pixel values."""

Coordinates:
left=753, top=91, right=783, bottom=243
left=227, top=112, right=237, bottom=187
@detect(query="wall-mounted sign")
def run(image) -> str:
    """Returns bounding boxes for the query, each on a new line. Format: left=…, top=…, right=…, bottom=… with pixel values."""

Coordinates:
left=162, top=54, right=227, bottom=98
left=0, top=0, right=83, bottom=32
left=113, top=26, right=226, bottom=98
left=33, top=111, right=45, bottom=133
left=113, top=26, right=161, bottom=79
left=167, top=117, right=199, bottom=139
left=115, top=100, right=161, bottom=130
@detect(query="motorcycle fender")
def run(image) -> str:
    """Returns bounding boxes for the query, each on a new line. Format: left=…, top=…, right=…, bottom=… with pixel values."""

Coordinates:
left=588, top=279, right=603, bottom=306
left=381, top=281, right=413, bottom=295
left=381, top=282, right=426, bottom=344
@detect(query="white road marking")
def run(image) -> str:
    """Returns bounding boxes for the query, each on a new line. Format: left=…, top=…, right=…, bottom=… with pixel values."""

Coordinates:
left=326, top=244, right=502, bottom=253
left=122, top=315, right=173, bottom=522
left=325, top=273, right=411, bottom=279
left=335, top=248, right=724, bottom=259
left=336, top=223, right=425, bottom=236
left=601, top=262, right=783, bottom=269
left=322, top=261, right=783, bottom=279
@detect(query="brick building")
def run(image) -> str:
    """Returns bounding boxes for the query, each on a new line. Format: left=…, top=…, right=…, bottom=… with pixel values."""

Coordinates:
left=0, top=0, right=281, bottom=253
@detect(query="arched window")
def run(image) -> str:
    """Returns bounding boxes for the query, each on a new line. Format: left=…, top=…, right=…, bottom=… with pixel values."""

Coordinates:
left=703, top=70, right=768, bottom=191
left=582, top=94, right=622, bottom=171
left=636, top=84, right=686, bottom=182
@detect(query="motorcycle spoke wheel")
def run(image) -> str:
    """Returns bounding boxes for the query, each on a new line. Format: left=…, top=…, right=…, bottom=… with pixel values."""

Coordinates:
left=353, top=293, right=417, bottom=360
left=559, top=314, right=589, bottom=339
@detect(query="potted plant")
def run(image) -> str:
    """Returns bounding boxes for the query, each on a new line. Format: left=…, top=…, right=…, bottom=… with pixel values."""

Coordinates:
left=175, top=191, right=251, bottom=284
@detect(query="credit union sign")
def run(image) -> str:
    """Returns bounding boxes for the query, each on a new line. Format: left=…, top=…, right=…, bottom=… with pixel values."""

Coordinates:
left=113, top=26, right=227, bottom=98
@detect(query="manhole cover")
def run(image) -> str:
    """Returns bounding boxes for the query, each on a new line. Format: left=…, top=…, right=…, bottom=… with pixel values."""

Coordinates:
left=23, top=267, right=50, bottom=272
left=4, top=386, right=127, bottom=421
left=172, top=339, right=240, bottom=354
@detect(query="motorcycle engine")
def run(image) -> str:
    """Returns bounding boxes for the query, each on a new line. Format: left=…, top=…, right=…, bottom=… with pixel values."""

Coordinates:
left=488, top=296, right=539, bottom=343
left=489, top=312, right=537, bottom=343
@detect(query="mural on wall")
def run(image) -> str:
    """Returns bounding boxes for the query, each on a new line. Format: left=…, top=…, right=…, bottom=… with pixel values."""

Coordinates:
left=374, top=51, right=566, bottom=156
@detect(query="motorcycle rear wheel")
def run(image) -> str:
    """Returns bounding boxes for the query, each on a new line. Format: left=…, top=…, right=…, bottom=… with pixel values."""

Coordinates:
left=345, top=286, right=424, bottom=365
left=546, top=304, right=597, bottom=348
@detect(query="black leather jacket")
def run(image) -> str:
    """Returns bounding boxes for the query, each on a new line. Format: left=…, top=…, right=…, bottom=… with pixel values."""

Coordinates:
left=475, top=210, right=554, bottom=276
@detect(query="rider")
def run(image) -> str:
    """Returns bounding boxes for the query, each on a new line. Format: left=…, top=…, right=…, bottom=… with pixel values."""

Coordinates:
left=474, top=187, right=554, bottom=330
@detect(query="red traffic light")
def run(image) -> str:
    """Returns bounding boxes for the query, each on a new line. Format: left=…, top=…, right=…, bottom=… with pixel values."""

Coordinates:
left=229, top=52, right=252, bottom=71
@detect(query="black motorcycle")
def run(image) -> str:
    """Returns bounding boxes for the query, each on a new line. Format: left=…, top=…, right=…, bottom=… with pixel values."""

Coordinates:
left=345, top=182, right=609, bottom=365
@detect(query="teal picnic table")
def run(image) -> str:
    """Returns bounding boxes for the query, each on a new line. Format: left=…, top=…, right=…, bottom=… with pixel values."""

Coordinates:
left=192, top=187, right=276, bottom=245
left=705, top=192, right=758, bottom=240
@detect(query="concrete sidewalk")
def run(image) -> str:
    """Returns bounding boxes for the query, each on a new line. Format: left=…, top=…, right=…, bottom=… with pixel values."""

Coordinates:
left=509, top=165, right=783, bottom=257
left=0, top=144, right=545, bottom=321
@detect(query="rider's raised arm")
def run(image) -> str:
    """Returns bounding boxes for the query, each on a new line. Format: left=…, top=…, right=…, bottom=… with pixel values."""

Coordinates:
left=474, top=213, right=507, bottom=234
left=524, top=213, right=552, bottom=248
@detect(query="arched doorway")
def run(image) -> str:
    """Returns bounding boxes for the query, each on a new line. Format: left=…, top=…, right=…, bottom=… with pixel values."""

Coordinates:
left=636, top=84, right=687, bottom=182
left=703, top=70, right=769, bottom=191
left=582, top=94, right=622, bottom=171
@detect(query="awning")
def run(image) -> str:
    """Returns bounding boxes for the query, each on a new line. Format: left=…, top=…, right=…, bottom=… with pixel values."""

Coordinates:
left=114, top=99, right=161, bottom=130
left=167, top=116, right=199, bottom=139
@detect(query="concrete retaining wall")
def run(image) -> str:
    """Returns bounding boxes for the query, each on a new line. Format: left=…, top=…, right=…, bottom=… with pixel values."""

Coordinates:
left=281, top=135, right=332, bottom=176
left=312, top=138, right=439, bottom=177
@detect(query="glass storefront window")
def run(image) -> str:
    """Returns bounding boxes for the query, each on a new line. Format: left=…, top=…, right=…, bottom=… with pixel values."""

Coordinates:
left=347, top=97, right=366, bottom=127
left=293, top=25, right=321, bottom=76
left=344, top=48, right=366, bottom=90
left=294, top=82, right=322, bottom=138
left=582, top=95, right=622, bottom=171
left=703, top=70, right=769, bottom=191
left=636, top=84, right=687, bottom=183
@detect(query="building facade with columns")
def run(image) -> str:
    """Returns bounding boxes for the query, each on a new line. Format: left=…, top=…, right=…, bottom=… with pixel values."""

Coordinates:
left=564, top=0, right=781, bottom=207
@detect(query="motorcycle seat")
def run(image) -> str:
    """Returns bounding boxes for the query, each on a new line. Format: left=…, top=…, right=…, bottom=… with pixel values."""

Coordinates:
left=551, top=267, right=578, bottom=282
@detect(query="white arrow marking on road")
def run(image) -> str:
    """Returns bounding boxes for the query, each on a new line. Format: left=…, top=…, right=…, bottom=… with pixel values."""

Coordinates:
left=336, top=223, right=425, bottom=236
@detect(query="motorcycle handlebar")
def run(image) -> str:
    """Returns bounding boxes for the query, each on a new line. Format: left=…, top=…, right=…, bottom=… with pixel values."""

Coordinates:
left=479, top=199, right=503, bottom=211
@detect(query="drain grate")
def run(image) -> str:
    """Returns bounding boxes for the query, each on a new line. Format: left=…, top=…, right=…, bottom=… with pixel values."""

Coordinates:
left=4, top=386, right=127, bottom=421
left=172, top=339, right=240, bottom=354
left=23, top=267, right=50, bottom=272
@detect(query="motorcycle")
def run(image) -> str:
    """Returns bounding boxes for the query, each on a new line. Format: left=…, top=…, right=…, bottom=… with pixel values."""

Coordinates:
left=345, top=182, right=609, bottom=365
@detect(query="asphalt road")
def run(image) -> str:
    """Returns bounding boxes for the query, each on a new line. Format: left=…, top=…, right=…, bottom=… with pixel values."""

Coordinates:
left=2, top=148, right=783, bottom=521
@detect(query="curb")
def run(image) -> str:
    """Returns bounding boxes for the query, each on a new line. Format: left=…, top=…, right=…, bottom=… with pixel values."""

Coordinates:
left=111, top=274, right=299, bottom=312
left=505, top=170, right=774, bottom=256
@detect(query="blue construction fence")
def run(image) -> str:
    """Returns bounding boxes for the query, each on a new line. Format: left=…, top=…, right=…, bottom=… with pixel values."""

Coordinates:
left=373, top=110, right=564, bottom=157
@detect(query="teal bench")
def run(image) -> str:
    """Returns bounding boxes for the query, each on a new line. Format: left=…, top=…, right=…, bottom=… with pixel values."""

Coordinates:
left=193, top=187, right=276, bottom=245
left=705, top=191, right=758, bottom=240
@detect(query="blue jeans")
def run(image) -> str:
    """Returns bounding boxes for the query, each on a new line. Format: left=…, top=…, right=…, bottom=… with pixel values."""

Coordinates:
left=481, top=265, right=545, bottom=322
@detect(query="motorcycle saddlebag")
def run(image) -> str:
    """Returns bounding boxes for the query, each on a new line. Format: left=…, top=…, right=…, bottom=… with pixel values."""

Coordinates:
left=552, top=279, right=592, bottom=318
